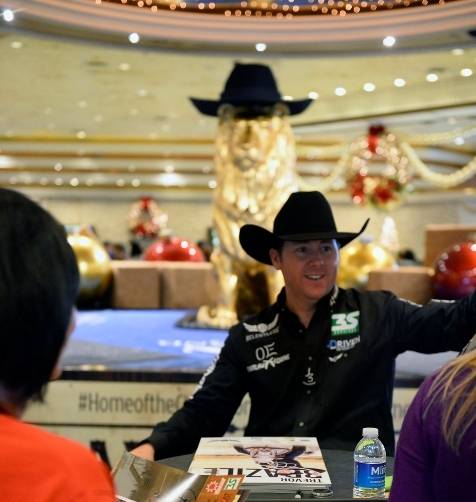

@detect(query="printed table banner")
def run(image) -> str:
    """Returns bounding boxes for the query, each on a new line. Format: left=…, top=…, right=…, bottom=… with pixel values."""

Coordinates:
left=24, top=380, right=415, bottom=466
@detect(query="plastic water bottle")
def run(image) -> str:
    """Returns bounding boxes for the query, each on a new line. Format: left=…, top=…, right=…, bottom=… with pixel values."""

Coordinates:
left=353, top=427, right=386, bottom=498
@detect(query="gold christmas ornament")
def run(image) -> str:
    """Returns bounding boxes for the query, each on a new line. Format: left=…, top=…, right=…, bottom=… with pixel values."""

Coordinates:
left=67, top=230, right=112, bottom=303
left=337, top=239, right=396, bottom=289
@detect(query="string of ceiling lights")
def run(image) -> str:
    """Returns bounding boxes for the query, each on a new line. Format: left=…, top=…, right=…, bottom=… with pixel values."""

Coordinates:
left=97, top=0, right=455, bottom=17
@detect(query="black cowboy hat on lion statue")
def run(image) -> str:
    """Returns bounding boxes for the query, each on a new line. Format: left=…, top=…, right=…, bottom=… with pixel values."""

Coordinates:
left=190, top=63, right=313, bottom=117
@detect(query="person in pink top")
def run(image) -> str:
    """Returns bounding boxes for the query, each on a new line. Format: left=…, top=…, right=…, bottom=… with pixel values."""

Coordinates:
left=390, top=348, right=476, bottom=502
left=0, top=188, right=116, bottom=501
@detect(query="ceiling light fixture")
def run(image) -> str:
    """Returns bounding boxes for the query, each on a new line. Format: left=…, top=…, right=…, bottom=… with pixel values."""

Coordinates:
left=382, top=36, right=396, bottom=47
left=393, top=78, right=406, bottom=87
left=426, top=73, right=438, bottom=82
left=255, top=43, right=267, bottom=52
left=335, top=87, right=346, bottom=96
left=460, top=68, right=473, bottom=77
left=128, top=32, right=140, bottom=44
left=2, top=9, right=14, bottom=22
left=308, top=91, right=319, bottom=99
left=363, top=82, right=376, bottom=92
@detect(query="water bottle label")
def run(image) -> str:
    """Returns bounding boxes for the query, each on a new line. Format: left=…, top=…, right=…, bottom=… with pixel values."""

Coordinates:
left=354, top=462, right=386, bottom=489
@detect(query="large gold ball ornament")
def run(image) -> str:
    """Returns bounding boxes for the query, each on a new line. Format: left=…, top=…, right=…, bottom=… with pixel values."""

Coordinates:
left=337, top=240, right=396, bottom=289
left=67, top=233, right=112, bottom=303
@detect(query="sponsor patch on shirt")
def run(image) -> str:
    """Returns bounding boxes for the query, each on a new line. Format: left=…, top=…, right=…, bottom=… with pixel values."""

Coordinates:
left=331, top=311, right=360, bottom=336
left=243, top=314, right=280, bottom=342
left=246, top=353, right=290, bottom=373
left=327, top=336, right=360, bottom=352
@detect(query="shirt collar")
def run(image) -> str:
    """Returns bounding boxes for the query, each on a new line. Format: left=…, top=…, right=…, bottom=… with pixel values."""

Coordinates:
left=276, top=286, right=339, bottom=316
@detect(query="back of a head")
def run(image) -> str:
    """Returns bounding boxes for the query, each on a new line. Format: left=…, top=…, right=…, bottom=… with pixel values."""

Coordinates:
left=0, top=189, right=79, bottom=404
left=427, top=350, right=476, bottom=452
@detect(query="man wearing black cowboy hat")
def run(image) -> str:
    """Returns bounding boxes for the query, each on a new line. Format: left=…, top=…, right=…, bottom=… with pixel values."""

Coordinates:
left=132, top=191, right=476, bottom=461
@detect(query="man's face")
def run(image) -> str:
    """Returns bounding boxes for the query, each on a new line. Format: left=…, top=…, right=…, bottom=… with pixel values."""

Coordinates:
left=269, top=239, right=339, bottom=310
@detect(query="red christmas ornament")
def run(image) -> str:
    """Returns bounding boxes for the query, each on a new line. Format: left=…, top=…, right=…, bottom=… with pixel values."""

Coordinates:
left=433, top=240, right=476, bottom=299
left=143, top=236, right=205, bottom=262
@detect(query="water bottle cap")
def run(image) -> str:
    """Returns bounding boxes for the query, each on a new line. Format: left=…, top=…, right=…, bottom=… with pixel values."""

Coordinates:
left=362, top=427, right=379, bottom=438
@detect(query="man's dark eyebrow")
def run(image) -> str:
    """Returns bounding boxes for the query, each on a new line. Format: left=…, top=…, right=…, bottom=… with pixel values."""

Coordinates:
left=288, top=239, right=334, bottom=245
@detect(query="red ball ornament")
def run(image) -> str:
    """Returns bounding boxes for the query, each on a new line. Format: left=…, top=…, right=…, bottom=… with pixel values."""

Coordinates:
left=433, top=240, right=476, bottom=299
left=143, top=236, right=205, bottom=262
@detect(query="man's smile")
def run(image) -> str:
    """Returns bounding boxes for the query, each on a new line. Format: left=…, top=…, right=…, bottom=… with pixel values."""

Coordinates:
left=305, top=274, right=324, bottom=281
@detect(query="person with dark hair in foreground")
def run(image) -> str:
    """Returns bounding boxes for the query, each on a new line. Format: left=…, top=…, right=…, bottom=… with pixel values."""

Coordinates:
left=132, top=191, right=476, bottom=461
left=0, top=188, right=115, bottom=501
left=390, top=349, right=476, bottom=502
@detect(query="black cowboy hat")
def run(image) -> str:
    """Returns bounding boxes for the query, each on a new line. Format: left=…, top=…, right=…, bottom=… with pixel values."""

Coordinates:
left=239, top=191, right=369, bottom=265
left=190, top=63, right=313, bottom=117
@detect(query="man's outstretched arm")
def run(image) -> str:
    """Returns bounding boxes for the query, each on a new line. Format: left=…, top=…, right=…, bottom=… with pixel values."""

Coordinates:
left=131, top=333, right=248, bottom=460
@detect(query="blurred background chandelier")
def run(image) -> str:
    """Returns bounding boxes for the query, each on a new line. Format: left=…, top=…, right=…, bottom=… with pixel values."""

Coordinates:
left=99, top=0, right=458, bottom=17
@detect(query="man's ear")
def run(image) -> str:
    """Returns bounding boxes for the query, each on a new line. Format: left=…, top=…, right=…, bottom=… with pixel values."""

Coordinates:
left=269, top=248, right=281, bottom=270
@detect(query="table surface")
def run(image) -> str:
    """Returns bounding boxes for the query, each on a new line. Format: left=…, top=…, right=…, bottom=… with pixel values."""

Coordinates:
left=161, top=449, right=393, bottom=501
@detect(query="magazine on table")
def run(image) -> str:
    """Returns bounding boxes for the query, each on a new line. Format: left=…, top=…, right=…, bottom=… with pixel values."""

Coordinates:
left=113, top=450, right=246, bottom=502
left=188, top=437, right=332, bottom=494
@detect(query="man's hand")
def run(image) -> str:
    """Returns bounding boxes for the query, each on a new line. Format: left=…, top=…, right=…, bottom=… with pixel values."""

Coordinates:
left=130, top=443, right=155, bottom=461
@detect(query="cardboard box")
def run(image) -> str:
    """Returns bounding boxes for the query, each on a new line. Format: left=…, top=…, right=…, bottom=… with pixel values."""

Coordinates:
left=159, top=261, right=218, bottom=309
left=425, top=224, right=476, bottom=267
left=111, top=261, right=161, bottom=309
left=367, top=266, right=434, bottom=305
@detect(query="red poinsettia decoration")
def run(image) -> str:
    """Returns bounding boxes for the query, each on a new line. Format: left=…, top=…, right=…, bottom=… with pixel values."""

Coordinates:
left=350, top=171, right=404, bottom=210
left=128, top=196, right=168, bottom=238
left=367, top=124, right=386, bottom=154
left=347, top=124, right=410, bottom=210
